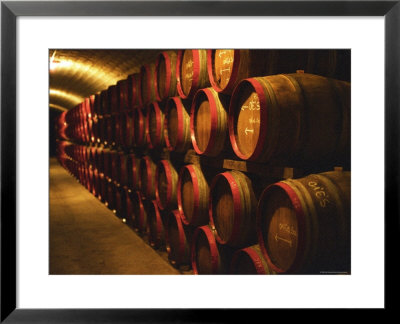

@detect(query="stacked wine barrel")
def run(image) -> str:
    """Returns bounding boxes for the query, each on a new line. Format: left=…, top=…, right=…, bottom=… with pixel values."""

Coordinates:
left=55, top=49, right=351, bottom=274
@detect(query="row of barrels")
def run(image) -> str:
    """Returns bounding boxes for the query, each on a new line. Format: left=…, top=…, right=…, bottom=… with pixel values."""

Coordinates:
left=57, top=71, right=351, bottom=169
left=60, top=49, right=350, bottom=124
left=57, top=141, right=351, bottom=274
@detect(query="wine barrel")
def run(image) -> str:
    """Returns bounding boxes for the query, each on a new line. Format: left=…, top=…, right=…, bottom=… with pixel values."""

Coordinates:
left=141, top=63, right=157, bottom=105
left=117, top=79, right=129, bottom=111
left=88, top=95, right=95, bottom=118
left=97, top=147, right=105, bottom=175
left=133, top=107, right=147, bottom=147
left=118, top=152, right=128, bottom=187
left=108, top=85, right=118, bottom=114
left=228, top=72, right=350, bottom=168
left=93, top=92, right=101, bottom=117
left=106, top=179, right=116, bottom=211
left=147, top=101, right=166, bottom=149
left=155, top=160, right=178, bottom=210
left=155, top=50, right=178, bottom=101
left=114, top=185, right=124, bottom=217
left=97, top=116, right=107, bottom=145
left=190, top=87, right=230, bottom=157
left=209, top=170, right=258, bottom=248
left=105, top=115, right=116, bottom=147
left=146, top=200, right=165, bottom=249
left=110, top=151, right=121, bottom=183
left=164, top=97, right=192, bottom=152
left=100, top=89, right=108, bottom=116
left=91, top=117, right=100, bottom=144
left=230, top=244, right=274, bottom=274
left=113, top=114, right=123, bottom=147
left=126, top=154, right=141, bottom=190
left=127, top=73, right=142, bottom=109
left=99, top=173, right=107, bottom=203
left=91, top=168, right=99, bottom=197
left=124, top=188, right=134, bottom=226
left=177, top=164, right=210, bottom=227
left=87, top=167, right=94, bottom=193
left=101, top=149, right=112, bottom=179
left=87, top=146, right=97, bottom=168
left=176, top=49, right=210, bottom=99
left=191, top=225, right=233, bottom=274
left=94, top=147, right=102, bottom=172
left=165, top=209, right=192, bottom=267
left=207, top=49, right=310, bottom=95
left=257, top=171, right=351, bottom=274
left=131, top=191, right=147, bottom=233
left=121, top=111, right=134, bottom=149
left=140, top=155, right=157, bottom=199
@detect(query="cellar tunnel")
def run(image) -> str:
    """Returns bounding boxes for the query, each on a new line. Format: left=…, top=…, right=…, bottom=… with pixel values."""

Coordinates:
left=50, top=49, right=351, bottom=275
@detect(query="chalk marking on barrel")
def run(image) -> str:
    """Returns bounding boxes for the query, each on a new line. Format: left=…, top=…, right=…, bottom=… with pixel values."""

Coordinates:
left=245, top=128, right=254, bottom=135
left=218, top=51, right=227, bottom=57
left=275, top=233, right=292, bottom=247
left=186, top=60, right=193, bottom=68
left=248, top=117, right=260, bottom=124
left=223, top=57, right=233, bottom=65
left=241, top=100, right=260, bottom=111
left=220, top=68, right=231, bottom=74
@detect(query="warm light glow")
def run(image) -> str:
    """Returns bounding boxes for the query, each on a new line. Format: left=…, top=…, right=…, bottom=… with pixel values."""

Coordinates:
left=50, top=57, right=120, bottom=86
left=50, top=89, right=83, bottom=106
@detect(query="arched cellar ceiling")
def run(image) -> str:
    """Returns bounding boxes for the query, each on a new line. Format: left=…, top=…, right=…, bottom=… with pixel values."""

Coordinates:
left=49, top=49, right=162, bottom=110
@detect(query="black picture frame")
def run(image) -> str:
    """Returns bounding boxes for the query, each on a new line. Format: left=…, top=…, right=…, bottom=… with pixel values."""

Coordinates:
left=1, top=0, right=398, bottom=321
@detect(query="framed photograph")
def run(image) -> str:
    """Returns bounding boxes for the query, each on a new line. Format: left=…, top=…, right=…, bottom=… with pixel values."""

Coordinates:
left=1, top=0, right=397, bottom=321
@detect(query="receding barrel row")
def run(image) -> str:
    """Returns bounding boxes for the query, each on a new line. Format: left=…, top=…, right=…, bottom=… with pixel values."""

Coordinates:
left=62, top=72, right=350, bottom=170
left=207, top=49, right=350, bottom=95
left=59, top=144, right=351, bottom=275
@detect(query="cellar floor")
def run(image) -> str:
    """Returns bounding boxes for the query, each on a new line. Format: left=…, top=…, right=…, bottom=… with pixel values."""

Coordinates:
left=49, top=157, right=185, bottom=275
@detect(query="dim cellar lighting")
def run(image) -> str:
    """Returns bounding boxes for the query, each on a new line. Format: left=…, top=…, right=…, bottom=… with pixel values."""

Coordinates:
left=49, top=103, right=68, bottom=112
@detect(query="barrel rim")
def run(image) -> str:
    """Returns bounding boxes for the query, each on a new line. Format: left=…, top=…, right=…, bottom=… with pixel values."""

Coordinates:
left=155, top=160, right=173, bottom=210
left=155, top=51, right=172, bottom=101
left=116, top=78, right=129, bottom=112
left=191, top=225, right=220, bottom=275
left=123, top=110, right=133, bottom=148
left=127, top=72, right=143, bottom=109
left=230, top=246, right=267, bottom=275
left=127, top=153, right=140, bottom=190
left=147, top=199, right=164, bottom=248
left=165, top=209, right=186, bottom=265
left=147, top=101, right=164, bottom=149
left=140, top=63, right=156, bottom=105
left=132, top=190, right=146, bottom=232
left=190, top=88, right=218, bottom=155
left=176, top=49, right=200, bottom=99
left=209, top=171, right=242, bottom=246
left=207, top=49, right=240, bottom=94
left=177, top=164, right=200, bottom=226
left=141, top=155, right=155, bottom=198
left=257, top=182, right=306, bottom=274
left=164, top=97, right=184, bottom=151
left=228, top=77, right=269, bottom=161
left=133, top=107, right=146, bottom=147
